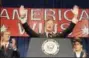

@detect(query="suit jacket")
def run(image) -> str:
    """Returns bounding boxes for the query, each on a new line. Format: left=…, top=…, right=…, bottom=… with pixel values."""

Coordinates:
left=74, top=50, right=87, bottom=58
left=22, top=22, right=75, bottom=38
left=0, top=43, right=20, bottom=58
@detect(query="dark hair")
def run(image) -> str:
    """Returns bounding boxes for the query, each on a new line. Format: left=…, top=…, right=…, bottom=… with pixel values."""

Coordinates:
left=73, top=39, right=83, bottom=45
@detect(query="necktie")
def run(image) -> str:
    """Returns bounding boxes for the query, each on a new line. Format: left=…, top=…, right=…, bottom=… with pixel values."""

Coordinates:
left=48, top=33, right=53, bottom=38
left=5, top=43, right=8, bottom=52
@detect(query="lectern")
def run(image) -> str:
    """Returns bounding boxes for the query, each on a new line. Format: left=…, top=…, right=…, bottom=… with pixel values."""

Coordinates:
left=26, top=38, right=74, bottom=57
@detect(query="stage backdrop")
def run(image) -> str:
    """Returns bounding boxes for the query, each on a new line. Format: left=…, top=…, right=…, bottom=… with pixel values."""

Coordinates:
left=0, top=8, right=89, bottom=37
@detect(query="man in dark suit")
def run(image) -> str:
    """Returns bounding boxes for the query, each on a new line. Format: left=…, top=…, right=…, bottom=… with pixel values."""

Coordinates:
left=19, top=5, right=79, bottom=38
left=0, top=31, right=20, bottom=58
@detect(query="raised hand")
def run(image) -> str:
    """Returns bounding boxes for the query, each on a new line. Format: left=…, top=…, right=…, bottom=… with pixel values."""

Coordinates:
left=71, top=5, right=79, bottom=24
left=19, top=5, right=27, bottom=24
left=72, top=5, right=79, bottom=16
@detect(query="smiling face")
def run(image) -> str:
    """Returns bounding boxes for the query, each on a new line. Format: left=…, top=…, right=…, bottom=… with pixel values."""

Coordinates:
left=45, top=19, right=55, bottom=33
left=2, top=31, right=11, bottom=41
left=73, top=41, right=82, bottom=51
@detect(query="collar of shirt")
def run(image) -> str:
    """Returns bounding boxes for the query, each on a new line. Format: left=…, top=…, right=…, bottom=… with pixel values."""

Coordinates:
left=46, top=32, right=54, bottom=38
left=75, top=52, right=81, bottom=57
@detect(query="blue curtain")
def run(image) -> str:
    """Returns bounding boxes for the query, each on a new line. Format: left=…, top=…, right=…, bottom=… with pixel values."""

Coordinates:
left=10, top=37, right=30, bottom=57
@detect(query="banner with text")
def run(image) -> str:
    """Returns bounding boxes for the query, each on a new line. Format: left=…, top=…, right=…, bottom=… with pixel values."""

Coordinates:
left=0, top=8, right=89, bottom=37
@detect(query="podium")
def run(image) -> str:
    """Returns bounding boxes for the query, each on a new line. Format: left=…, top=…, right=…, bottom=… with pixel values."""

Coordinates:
left=26, top=38, right=74, bottom=57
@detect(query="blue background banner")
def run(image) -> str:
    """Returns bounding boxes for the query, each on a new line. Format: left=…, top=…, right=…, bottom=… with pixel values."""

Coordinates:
left=1, top=0, right=89, bottom=8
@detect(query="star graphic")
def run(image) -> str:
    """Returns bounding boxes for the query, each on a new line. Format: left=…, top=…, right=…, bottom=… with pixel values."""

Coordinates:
left=81, top=26, right=89, bottom=36
left=0, top=25, right=7, bottom=32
